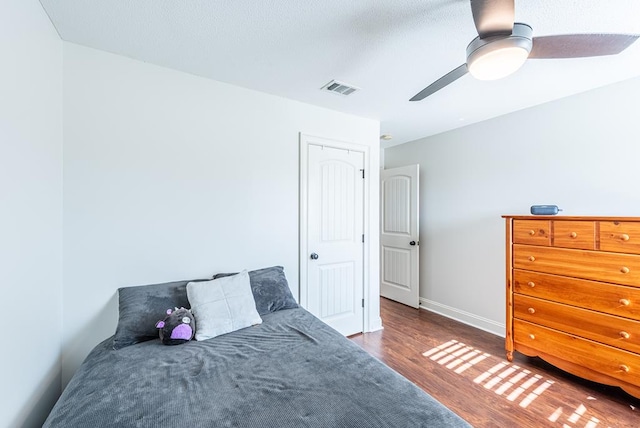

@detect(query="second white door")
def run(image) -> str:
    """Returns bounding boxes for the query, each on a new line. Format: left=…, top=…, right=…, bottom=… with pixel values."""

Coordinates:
left=380, top=164, right=420, bottom=308
left=306, top=144, right=364, bottom=336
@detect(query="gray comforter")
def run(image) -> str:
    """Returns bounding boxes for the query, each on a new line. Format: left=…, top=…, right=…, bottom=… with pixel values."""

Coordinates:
left=44, top=308, right=470, bottom=427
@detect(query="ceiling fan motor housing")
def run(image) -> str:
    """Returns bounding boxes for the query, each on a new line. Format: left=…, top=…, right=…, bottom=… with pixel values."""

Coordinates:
left=466, top=23, right=533, bottom=80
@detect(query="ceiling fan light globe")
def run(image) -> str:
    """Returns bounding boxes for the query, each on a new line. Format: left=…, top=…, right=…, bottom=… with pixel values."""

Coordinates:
left=466, top=22, right=533, bottom=81
left=468, top=46, right=529, bottom=80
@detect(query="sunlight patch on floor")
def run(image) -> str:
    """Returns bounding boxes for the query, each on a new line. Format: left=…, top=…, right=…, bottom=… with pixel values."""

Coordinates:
left=551, top=404, right=606, bottom=428
left=422, top=340, right=491, bottom=374
left=422, top=340, right=611, bottom=427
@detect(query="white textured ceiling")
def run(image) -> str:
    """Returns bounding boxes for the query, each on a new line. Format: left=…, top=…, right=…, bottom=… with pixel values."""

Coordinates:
left=39, top=0, right=640, bottom=147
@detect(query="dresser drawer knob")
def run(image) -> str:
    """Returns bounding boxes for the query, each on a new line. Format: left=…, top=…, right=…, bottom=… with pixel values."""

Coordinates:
left=620, top=364, right=630, bottom=373
left=528, top=230, right=536, bottom=236
left=527, top=307, right=536, bottom=314
left=527, top=281, right=535, bottom=288
left=529, top=334, right=535, bottom=340
left=621, top=266, right=630, bottom=274
left=621, top=234, right=630, bottom=241
left=528, top=256, right=536, bottom=262
left=570, top=232, right=578, bottom=238
left=620, top=331, right=631, bottom=339
left=619, top=298, right=631, bottom=306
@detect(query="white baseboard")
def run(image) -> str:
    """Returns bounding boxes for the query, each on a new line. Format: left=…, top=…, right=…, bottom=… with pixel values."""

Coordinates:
left=366, top=316, right=384, bottom=333
left=419, top=297, right=505, bottom=338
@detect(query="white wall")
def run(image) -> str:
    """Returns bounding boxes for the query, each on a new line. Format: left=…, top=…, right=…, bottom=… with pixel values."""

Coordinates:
left=384, top=75, right=640, bottom=336
left=62, top=43, right=380, bottom=385
left=0, top=1, right=63, bottom=427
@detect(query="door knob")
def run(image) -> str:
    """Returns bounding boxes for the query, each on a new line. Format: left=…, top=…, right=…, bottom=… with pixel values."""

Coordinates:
left=409, top=241, right=416, bottom=246
left=310, top=253, right=319, bottom=260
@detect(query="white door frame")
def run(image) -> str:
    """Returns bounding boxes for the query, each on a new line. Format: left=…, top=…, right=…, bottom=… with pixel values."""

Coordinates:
left=299, top=133, right=376, bottom=333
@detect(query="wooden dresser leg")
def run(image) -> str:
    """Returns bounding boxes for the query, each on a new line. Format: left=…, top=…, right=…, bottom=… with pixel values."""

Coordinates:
left=506, top=351, right=513, bottom=362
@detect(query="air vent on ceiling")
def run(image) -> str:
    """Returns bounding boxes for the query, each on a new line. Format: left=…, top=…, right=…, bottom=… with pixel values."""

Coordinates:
left=321, top=80, right=360, bottom=96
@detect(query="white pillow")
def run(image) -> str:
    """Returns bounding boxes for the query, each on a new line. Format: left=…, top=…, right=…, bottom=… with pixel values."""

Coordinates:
left=186, top=270, right=262, bottom=341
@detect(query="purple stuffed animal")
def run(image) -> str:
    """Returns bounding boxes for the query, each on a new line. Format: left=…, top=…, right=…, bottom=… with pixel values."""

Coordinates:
left=155, top=307, right=195, bottom=345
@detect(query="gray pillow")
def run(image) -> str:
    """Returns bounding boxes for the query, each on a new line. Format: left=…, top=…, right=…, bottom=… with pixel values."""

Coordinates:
left=113, top=278, right=207, bottom=350
left=213, top=266, right=298, bottom=315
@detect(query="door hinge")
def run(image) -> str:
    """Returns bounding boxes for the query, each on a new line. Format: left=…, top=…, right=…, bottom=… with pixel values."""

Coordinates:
left=362, top=298, right=365, bottom=308
left=362, top=234, right=365, bottom=243
left=360, top=169, right=364, bottom=179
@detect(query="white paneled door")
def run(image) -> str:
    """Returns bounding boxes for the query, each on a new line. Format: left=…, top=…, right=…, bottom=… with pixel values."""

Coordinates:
left=380, top=165, right=419, bottom=308
left=305, top=144, right=364, bottom=336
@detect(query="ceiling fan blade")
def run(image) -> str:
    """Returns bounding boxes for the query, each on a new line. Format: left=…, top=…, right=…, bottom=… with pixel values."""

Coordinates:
left=410, top=64, right=468, bottom=101
left=470, top=0, right=514, bottom=38
left=529, top=34, right=639, bottom=59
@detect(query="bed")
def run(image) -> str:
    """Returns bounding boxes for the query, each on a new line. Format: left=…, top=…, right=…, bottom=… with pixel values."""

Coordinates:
left=44, top=267, right=470, bottom=427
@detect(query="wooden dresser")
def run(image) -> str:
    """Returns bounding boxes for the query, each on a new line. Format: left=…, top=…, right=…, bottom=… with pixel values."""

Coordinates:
left=503, top=215, right=640, bottom=398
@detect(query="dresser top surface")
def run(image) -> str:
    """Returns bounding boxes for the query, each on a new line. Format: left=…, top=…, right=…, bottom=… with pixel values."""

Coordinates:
left=503, top=215, right=640, bottom=221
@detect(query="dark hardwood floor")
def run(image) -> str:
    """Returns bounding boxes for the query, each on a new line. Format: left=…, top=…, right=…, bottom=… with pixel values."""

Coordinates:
left=350, top=298, right=640, bottom=427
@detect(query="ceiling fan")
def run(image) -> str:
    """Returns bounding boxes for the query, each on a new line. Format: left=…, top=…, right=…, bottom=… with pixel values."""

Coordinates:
left=410, top=0, right=639, bottom=101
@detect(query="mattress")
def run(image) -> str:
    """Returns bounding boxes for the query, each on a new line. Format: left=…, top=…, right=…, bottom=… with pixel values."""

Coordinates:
left=44, top=307, right=470, bottom=427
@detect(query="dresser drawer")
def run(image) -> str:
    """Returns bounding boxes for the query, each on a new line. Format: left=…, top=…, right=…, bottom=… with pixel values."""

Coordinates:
left=514, top=320, right=640, bottom=387
left=513, top=220, right=550, bottom=246
left=553, top=221, right=595, bottom=250
left=513, top=244, right=640, bottom=287
left=600, top=221, right=640, bottom=255
left=514, top=295, right=640, bottom=354
left=513, top=270, right=640, bottom=319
